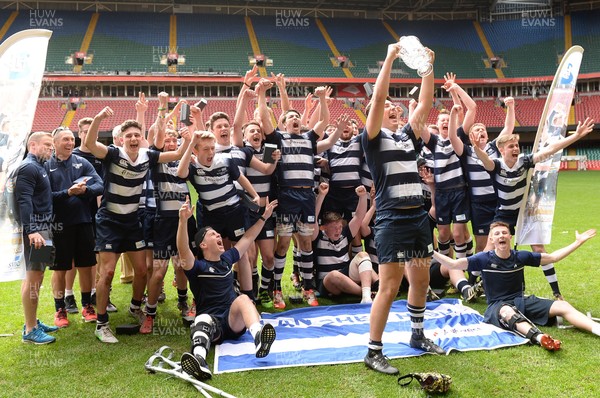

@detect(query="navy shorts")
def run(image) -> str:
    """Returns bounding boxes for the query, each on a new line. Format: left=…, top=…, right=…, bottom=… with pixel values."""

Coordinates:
left=429, top=261, right=449, bottom=290
left=435, top=187, right=470, bottom=225
left=205, top=204, right=249, bottom=242
left=484, top=295, right=555, bottom=329
left=24, top=229, right=53, bottom=272
left=471, top=200, right=497, bottom=236
left=51, top=223, right=96, bottom=270
left=94, top=212, right=146, bottom=253
left=153, top=216, right=198, bottom=260
left=212, top=307, right=246, bottom=344
left=493, top=209, right=519, bottom=235
left=248, top=208, right=276, bottom=241
left=374, top=208, right=434, bottom=263
left=277, top=188, right=316, bottom=225
left=321, top=186, right=359, bottom=222
left=141, top=209, right=155, bottom=248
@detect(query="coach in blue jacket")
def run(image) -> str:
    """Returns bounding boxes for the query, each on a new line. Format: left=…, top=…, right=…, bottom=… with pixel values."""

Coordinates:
left=46, top=127, right=103, bottom=328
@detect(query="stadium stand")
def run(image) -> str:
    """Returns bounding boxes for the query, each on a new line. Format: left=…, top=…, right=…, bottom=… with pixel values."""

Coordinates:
left=176, top=14, right=252, bottom=75
left=87, top=12, right=170, bottom=73
left=387, top=20, right=496, bottom=79
left=571, top=10, right=600, bottom=75
left=250, top=16, right=344, bottom=78
left=480, top=17, right=564, bottom=78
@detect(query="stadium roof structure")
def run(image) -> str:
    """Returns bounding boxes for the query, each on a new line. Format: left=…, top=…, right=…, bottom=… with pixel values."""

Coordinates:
left=4, top=0, right=599, bottom=18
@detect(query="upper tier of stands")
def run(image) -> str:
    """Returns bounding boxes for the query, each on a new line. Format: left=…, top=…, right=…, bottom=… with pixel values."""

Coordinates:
left=1, top=9, right=598, bottom=78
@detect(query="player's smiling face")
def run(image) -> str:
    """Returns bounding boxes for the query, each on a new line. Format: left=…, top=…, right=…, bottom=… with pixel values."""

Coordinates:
left=211, top=118, right=231, bottom=146
left=244, top=123, right=263, bottom=149
left=382, top=100, right=398, bottom=130
left=121, top=127, right=142, bottom=154
left=500, top=139, right=520, bottom=163
left=284, top=111, right=302, bottom=133
left=490, top=225, right=511, bottom=250
left=437, top=113, right=450, bottom=138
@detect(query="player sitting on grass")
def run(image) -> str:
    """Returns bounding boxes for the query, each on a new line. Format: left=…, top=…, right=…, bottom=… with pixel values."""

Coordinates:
left=432, top=222, right=600, bottom=350
left=176, top=196, right=278, bottom=380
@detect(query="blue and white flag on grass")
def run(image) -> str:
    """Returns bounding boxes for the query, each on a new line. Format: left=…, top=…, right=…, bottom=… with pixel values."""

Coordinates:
left=214, top=299, right=528, bottom=374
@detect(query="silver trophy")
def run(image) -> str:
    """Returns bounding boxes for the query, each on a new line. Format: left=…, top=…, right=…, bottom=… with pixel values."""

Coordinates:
left=398, top=36, right=432, bottom=77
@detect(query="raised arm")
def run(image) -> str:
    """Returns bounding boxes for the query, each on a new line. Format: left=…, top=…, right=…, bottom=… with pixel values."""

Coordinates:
left=360, top=198, right=376, bottom=238
left=158, top=127, right=191, bottom=163
left=238, top=65, right=258, bottom=110
left=533, top=117, right=594, bottom=163
left=301, top=92, right=315, bottom=129
left=348, top=185, right=368, bottom=237
left=443, top=72, right=461, bottom=107
left=540, top=229, right=596, bottom=264
left=366, top=43, right=399, bottom=139
left=176, top=130, right=199, bottom=179
left=316, top=114, right=349, bottom=153
left=409, top=48, right=435, bottom=140
left=256, top=78, right=275, bottom=135
left=135, top=92, right=150, bottom=148
left=84, top=107, right=112, bottom=159
left=470, top=131, right=496, bottom=171
left=233, top=87, right=256, bottom=147
left=497, top=97, right=515, bottom=138
left=234, top=199, right=278, bottom=256
left=177, top=196, right=196, bottom=271
left=449, top=104, right=465, bottom=156
left=449, top=82, right=478, bottom=133
left=272, top=72, right=290, bottom=113
left=153, top=92, right=169, bottom=149
left=312, top=86, right=331, bottom=137
left=312, top=182, right=329, bottom=241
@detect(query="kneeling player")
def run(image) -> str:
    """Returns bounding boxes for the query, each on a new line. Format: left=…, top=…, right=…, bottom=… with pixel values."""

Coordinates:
left=433, top=222, right=600, bottom=350
left=176, top=197, right=278, bottom=380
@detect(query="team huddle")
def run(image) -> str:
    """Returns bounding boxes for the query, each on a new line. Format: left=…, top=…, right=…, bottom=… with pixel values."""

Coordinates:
left=15, top=43, right=600, bottom=380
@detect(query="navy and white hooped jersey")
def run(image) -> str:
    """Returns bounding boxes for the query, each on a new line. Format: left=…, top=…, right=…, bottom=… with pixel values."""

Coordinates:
left=467, top=249, right=541, bottom=304
left=462, top=140, right=500, bottom=203
left=313, top=226, right=352, bottom=280
left=144, top=172, right=156, bottom=210
left=426, top=134, right=466, bottom=190
left=492, top=154, right=535, bottom=212
left=361, top=125, right=423, bottom=211
left=265, top=129, right=318, bottom=188
left=99, top=146, right=159, bottom=217
left=152, top=160, right=189, bottom=218
left=242, top=145, right=272, bottom=198
left=188, top=154, right=241, bottom=213
left=327, top=136, right=362, bottom=188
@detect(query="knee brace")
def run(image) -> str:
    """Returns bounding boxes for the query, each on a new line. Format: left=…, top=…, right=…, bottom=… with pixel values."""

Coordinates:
left=498, top=305, right=541, bottom=343
left=191, top=314, right=221, bottom=354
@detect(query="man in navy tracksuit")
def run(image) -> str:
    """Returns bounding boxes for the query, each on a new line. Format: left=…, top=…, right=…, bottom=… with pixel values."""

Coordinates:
left=46, top=127, right=103, bottom=327
left=16, top=132, right=56, bottom=344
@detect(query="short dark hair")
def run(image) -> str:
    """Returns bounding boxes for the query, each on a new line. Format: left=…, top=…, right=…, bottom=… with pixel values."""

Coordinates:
left=120, top=119, right=142, bottom=135
left=194, top=227, right=213, bottom=259
left=489, top=221, right=511, bottom=232
left=322, top=211, right=343, bottom=224
left=209, top=112, right=230, bottom=130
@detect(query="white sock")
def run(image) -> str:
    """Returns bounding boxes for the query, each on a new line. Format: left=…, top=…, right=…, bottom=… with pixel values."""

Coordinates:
left=361, top=287, right=372, bottom=303
left=249, top=322, right=262, bottom=340
left=592, top=324, right=600, bottom=337
left=534, top=333, right=543, bottom=343
left=91, top=288, right=96, bottom=295
left=193, top=346, right=207, bottom=359
left=65, top=289, right=74, bottom=297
